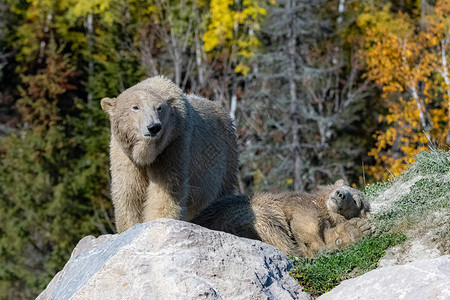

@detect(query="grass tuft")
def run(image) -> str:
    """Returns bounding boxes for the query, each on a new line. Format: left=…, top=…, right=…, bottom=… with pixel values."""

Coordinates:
left=289, top=233, right=407, bottom=297
left=371, top=175, right=450, bottom=235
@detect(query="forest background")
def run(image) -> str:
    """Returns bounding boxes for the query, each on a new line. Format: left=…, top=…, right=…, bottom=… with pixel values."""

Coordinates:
left=0, top=0, right=449, bottom=298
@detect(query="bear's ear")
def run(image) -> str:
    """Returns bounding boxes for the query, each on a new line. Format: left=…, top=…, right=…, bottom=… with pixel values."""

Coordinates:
left=360, top=210, right=371, bottom=218
left=101, top=97, right=116, bottom=114
left=334, top=179, right=346, bottom=186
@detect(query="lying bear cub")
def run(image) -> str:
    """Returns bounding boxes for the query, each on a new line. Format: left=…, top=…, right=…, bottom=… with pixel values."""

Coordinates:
left=193, top=180, right=371, bottom=257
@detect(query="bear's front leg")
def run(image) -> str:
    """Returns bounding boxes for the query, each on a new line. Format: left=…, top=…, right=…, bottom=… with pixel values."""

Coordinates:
left=142, top=181, right=188, bottom=221
left=289, top=212, right=327, bottom=257
left=110, top=137, right=148, bottom=233
left=142, top=145, right=189, bottom=221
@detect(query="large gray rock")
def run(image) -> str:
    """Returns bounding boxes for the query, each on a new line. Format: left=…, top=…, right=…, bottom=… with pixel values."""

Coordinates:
left=318, top=255, right=450, bottom=300
left=38, top=219, right=311, bottom=300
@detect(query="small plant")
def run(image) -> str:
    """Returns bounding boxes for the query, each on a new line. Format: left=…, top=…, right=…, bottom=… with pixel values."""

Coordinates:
left=402, top=149, right=450, bottom=179
left=363, top=180, right=394, bottom=198
left=371, top=177, right=450, bottom=234
left=289, top=233, right=407, bottom=297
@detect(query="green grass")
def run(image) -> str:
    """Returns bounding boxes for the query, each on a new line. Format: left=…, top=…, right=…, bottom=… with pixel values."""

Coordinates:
left=289, top=233, right=407, bottom=297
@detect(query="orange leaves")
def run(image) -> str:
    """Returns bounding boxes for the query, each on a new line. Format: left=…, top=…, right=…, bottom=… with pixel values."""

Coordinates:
left=360, top=3, right=450, bottom=181
left=361, top=8, right=437, bottom=97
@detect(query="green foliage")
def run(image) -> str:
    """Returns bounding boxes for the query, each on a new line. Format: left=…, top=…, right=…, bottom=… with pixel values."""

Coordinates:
left=368, top=150, right=450, bottom=234
left=363, top=180, right=394, bottom=199
left=371, top=177, right=450, bottom=234
left=402, top=149, right=450, bottom=178
left=0, top=0, right=126, bottom=297
left=0, top=74, right=113, bottom=300
left=289, top=233, right=407, bottom=297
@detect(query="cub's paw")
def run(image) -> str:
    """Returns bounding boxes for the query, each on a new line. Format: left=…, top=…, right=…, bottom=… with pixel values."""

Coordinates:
left=333, top=218, right=372, bottom=246
left=346, top=218, right=372, bottom=241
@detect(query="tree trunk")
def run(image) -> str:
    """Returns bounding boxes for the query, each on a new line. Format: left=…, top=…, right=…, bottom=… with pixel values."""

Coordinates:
left=337, top=0, right=345, bottom=24
left=287, top=0, right=303, bottom=191
left=401, top=40, right=432, bottom=141
left=439, top=39, right=450, bottom=144
left=230, top=92, right=237, bottom=121
left=195, top=28, right=205, bottom=88
left=409, top=84, right=431, bottom=141
left=140, top=28, right=159, bottom=77
left=170, top=30, right=181, bottom=86
left=87, top=13, right=93, bottom=126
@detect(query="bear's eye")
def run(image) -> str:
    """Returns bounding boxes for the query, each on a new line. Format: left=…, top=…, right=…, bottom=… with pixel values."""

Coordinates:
left=132, top=105, right=139, bottom=111
left=157, top=105, right=163, bottom=112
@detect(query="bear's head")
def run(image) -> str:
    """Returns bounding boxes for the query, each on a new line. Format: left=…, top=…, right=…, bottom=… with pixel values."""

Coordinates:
left=101, top=76, right=184, bottom=165
left=326, top=180, right=370, bottom=219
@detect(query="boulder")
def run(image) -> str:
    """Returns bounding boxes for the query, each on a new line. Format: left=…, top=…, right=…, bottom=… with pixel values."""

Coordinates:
left=37, top=219, right=311, bottom=300
left=317, top=255, right=450, bottom=300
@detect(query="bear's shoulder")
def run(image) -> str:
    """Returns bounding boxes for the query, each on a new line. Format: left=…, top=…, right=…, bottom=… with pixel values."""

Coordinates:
left=185, top=94, right=226, bottom=116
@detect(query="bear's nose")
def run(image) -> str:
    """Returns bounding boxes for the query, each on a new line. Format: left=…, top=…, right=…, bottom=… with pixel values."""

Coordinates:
left=334, top=190, right=348, bottom=204
left=336, top=190, right=346, bottom=200
left=147, top=123, right=162, bottom=136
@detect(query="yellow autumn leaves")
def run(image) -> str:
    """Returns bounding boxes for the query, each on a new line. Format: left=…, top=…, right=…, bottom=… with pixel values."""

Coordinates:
left=203, top=0, right=266, bottom=75
left=359, top=0, right=450, bottom=181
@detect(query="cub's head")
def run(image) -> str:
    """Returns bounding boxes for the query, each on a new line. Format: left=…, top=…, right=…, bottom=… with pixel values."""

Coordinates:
left=101, top=76, right=183, bottom=165
left=326, top=180, right=370, bottom=219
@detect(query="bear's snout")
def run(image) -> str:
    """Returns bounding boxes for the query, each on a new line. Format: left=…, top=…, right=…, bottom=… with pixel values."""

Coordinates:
left=335, top=189, right=347, bottom=201
left=147, top=123, right=162, bottom=137
left=333, top=189, right=350, bottom=206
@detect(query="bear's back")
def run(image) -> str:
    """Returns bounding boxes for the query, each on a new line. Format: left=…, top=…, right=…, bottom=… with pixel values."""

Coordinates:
left=183, top=94, right=238, bottom=219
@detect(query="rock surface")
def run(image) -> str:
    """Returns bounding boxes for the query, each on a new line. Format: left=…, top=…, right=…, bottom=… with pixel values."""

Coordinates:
left=37, top=219, right=311, bottom=300
left=318, top=255, right=450, bottom=300
left=378, top=210, right=446, bottom=268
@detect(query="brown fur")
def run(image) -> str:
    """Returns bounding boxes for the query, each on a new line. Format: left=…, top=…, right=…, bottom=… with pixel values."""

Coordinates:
left=101, top=76, right=238, bottom=232
left=193, top=180, right=371, bottom=257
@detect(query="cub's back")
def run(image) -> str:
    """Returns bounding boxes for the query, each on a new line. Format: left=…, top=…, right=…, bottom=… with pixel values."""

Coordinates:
left=192, top=195, right=261, bottom=240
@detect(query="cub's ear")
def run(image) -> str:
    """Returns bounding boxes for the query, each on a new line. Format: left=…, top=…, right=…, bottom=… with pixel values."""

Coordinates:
left=360, top=210, right=371, bottom=218
left=334, top=179, right=346, bottom=186
left=101, top=97, right=116, bottom=114
left=362, top=201, right=371, bottom=215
